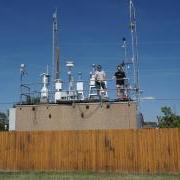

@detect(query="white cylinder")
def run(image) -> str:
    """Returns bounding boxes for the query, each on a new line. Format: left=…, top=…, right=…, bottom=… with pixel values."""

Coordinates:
left=55, top=81, right=62, bottom=91
left=41, top=73, right=49, bottom=84
left=41, top=86, right=48, bottom=98
left=76, top=81, right=84, bottom=91
left=55, top=91, right=68, bottom=102
left=90, top=75, right=95, bottom=86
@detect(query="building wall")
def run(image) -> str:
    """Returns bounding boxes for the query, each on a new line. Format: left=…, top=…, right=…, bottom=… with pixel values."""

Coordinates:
left=15, top=102, right=137, bottom=131
left=9, top=108, right=16, bottom=131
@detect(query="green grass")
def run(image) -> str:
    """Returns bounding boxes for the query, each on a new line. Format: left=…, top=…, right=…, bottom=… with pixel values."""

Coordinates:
left=0, top=172, right=179, bottom=180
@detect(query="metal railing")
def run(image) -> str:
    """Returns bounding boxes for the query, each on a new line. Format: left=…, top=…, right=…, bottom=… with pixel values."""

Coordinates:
left=19, top=78, right=138, bottom=104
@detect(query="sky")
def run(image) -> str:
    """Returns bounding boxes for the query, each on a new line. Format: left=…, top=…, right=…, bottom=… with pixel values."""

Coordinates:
left=0, top=0, right=180, bottom=121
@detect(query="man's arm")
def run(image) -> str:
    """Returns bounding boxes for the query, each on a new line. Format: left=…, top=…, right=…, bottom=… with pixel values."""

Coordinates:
left=103, top=71, right=106, bottom=81
left=94, top=71, right=98, bottom=81
left=123, top=71, right=126, bottom=78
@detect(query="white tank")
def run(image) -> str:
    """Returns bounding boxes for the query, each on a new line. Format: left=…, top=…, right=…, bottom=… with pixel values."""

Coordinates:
left=55, top=79, right=62, bottom=91
left=42, top=73, right=49, bottom=84
left=41, top=86, right=48, bottom=98
left=40, top=73, right=50, bottom=101
left=76, top=81, right=84, bottom=100
left=90, top=74, right=96, bottom=86
left=54, top=79, right=67, bottom=102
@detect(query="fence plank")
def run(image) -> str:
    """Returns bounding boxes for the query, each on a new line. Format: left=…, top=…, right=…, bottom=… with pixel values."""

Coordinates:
left=0, top=129, right=179, bottom=173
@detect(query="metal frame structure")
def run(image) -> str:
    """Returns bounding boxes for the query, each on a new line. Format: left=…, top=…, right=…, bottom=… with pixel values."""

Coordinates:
left=19, top=2, right=141, bottom=105
left=20, top=64, right=31, bottom=104
left=52, top=9, right=60, bottom=82
left=129, top=0, right=140, bottom=108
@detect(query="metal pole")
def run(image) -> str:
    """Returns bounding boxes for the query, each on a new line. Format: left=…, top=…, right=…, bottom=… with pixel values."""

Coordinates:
left=129, top=0, right=136, bottom=86
left=52, top=11, right=55, bottom=99
left=52, top=9, right=61, bottom=101
left=129, top=0, right=140, bottom=108
left=20, top=72, right=22, bottom=104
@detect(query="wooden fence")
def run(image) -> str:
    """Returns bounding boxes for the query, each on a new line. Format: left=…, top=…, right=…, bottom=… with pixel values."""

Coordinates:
left=0, top=128, right=179, bottom=173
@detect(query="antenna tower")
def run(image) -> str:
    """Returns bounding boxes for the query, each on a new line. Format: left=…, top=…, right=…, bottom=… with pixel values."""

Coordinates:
left=52, top=9, right=60, bottom=87
left=129, top=0, right=140, bottom=107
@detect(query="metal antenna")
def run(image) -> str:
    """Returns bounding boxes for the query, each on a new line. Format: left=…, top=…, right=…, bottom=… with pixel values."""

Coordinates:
left=129, top=0, right=140, bottom=107
left=52, top=9, right=60, bottom=87
left=19, top=64, right=30, bottom=104
left=46, top=65, right=49, bottom=75
left=122, top=37, right=128, bottom=63
left=20, top=64, right=26, bottom=104
left=66, top=61, right=75, bottom=100
left=121, top=37, right=129, bottom=74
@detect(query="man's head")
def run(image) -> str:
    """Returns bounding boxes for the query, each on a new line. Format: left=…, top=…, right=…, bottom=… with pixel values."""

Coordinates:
left=117, top=65, right=123, bottom=71
left=96, top=65, right=102, bottom=71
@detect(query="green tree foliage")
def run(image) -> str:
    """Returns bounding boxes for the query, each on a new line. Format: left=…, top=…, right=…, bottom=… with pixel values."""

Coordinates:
left=158, top=106, right=180, bottom=128
left=0, top=112, right=8, bottom=131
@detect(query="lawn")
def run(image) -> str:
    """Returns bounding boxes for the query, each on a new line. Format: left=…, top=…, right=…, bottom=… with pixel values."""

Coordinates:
left=0, top=172, right=179, bottom=180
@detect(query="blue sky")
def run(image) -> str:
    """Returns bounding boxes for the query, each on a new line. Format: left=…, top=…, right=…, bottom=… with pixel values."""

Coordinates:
left=0, top=0, right=180, bottom=121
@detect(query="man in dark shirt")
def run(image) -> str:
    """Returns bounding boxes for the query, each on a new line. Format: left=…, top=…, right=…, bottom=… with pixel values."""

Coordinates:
left=114, top=65, right=126, bottom=99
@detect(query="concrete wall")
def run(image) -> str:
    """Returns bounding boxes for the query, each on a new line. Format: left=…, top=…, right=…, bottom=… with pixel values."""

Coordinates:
left=15, top=102, right=137, bottom=131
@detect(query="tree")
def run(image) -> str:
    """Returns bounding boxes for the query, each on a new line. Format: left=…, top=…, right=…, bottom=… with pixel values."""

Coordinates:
left=157, top=106, right=180, bottom=128
left=0, top=112, right=8, bottom=131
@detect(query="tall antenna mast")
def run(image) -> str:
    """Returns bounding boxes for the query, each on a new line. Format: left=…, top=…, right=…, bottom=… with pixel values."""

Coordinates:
left=52, top=9, right=60, bottom=85
left=129, top=0, right=140, bottom=106
left=53, top=9, right=64, bottom=103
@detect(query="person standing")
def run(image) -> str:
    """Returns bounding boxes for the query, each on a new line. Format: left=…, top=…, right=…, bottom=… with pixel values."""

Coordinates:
left=94, top=65, right=106, bottom=97
left=114, top=64, right=126, bottom=100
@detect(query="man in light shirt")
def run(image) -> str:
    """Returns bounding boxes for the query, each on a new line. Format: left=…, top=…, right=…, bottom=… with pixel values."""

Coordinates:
left=94, top=65, right=106, bottom=97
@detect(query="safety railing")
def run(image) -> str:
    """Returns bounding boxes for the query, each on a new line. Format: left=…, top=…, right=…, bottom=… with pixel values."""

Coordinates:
left=19, top=78, right=138, bottom=105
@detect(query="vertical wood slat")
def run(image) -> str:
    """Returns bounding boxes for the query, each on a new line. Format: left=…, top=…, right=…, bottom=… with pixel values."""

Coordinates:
left=0, top=129, right=179, bottom=173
